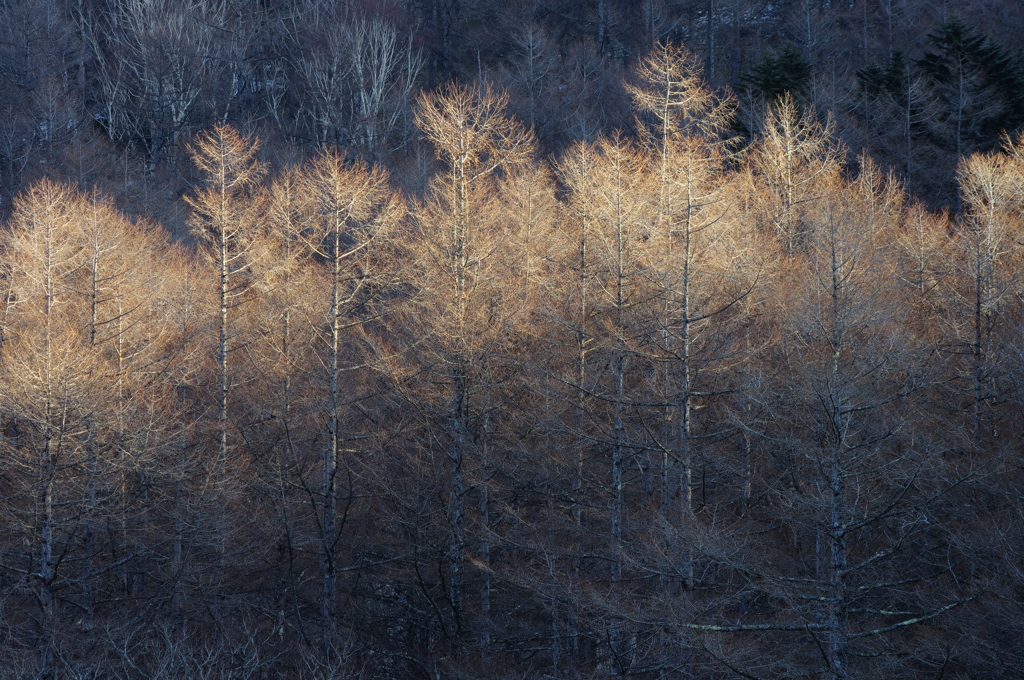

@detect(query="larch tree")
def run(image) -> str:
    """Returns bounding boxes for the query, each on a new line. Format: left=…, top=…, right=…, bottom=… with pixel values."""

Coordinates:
left=258, top=164, right=318, bottom=450
left=489, top=154, right=560, bottom=653
left=0, top=180, right=91, bottom=679
left=236, top=161, right=328, bottom=664
left=186, top=123, right=266, bottom=470
left=950, top=142, right=1024, bottom=444
left=626, top=41, right=743, bottom=553
left=0, top=180, right=183, bottom=678
left=75, top=190, right=185, bottom=623
left=540, top=139, right=604, bottom=676
left=406, top=81, right=536, bottom=658
left=185, top=122, right=267, bottom=634
left=301, top=148, right=401, bottom=661
left=704, top=171, right=967, bottom=678
left=749, top=92, right=843, bottom=256
left=555, top=134, right=660, bottom=674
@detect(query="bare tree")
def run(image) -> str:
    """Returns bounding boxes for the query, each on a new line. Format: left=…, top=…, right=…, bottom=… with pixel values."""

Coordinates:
left=749, top=92, right=843, bottom=256
left=404, top=81, right=535, bottom=657
left=0, top=180, right=183, bottom=678
left=950, top=141, right=1024, bottom=443
left=185, top=123, right=266, bottom=637
left=87, top=0, right=216, bottom=165
left=301, top=149, right=401, bottom=660
left=187, top=123, right=266, bottom=468
left=297, top=8, right=422, bottom=156
left=690, top=170, right=967, bottom=678
left=627, top=41, right=742, bottom=556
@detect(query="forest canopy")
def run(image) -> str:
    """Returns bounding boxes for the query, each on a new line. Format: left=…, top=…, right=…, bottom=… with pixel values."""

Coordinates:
left=1, top=1, right=1024, bottom=678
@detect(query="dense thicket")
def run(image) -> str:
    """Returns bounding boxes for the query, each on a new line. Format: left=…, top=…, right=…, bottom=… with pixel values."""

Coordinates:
left=2, top=1, right=1024, bottom=678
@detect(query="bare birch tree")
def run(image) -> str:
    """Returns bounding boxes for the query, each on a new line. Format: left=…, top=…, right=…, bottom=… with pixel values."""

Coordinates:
left=298, top=9, right=422, bottom=156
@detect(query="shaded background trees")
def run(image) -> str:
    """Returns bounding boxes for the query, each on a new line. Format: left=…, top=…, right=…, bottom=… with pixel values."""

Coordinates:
left=3, top=0, right=1024, bottom=214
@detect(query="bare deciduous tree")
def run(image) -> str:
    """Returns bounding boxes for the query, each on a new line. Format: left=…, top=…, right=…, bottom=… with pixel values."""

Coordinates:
left=749, top=92, right=843, bottom=255
left=405, top=82, right=536, bottom=656
left=302, top=148, right=401, bottom=660
left=87, top=0, right=216, bottom=165
left=297, top=9, right=422, bottom=156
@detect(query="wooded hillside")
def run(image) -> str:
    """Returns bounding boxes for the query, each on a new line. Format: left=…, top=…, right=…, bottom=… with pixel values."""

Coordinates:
left=2, top=1, right=1024, bottom=678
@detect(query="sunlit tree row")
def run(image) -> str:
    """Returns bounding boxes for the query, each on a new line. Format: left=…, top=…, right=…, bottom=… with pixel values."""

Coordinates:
left=2, top=42, right=1024, bottom=680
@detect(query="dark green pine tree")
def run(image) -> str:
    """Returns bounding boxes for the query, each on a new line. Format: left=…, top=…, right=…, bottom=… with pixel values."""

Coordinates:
left=914, top=17, right=1024, bottom=155
left=855, top=50, right=928, bottom=182
left=742, top=42, right=813, bottom=100
left=1001, top=48, right=1024, bottom=131
left=857, top=50, right=910, bottom=105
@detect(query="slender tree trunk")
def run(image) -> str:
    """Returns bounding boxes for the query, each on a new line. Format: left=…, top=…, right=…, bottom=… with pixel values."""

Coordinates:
left=825, top=213, right=849, bottom=677
left=321, top=229, right=343, bottom=659
left=479, top=412, right=491, bottom=657
left=678, top=165, right=695, bottom=589
left=213, top=188, right=230, bottom=645
left=568, top=199, right=589, bottom=674
left=38, top=245, right=56, bottom=680
left=974, top=245, right=984, bottom=444
left=573, top=204, right=589, bottom=528
left=448, top=155, right=470, bottom=634
left=611, top=164, right=625, bottom=583
left=39, top=436, right=56, bottom=680
left=550, top=597, right=561, bottom=678
left=450, top=372, right=466, bottom=629
left=219, top=206, right=230, bottom=469
left=827, top=445, right=849, bottom=677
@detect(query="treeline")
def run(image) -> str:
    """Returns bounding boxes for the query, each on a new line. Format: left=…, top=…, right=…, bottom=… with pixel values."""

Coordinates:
left=3, top=41, right=1024, bottom=679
